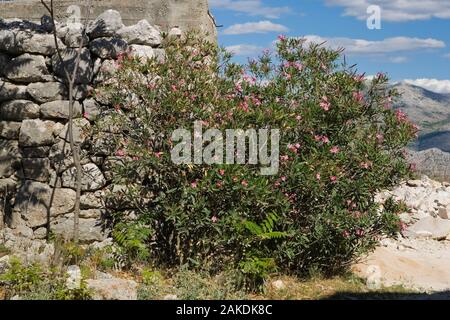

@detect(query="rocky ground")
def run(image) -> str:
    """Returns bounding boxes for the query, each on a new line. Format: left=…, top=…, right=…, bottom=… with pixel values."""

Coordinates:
left=354, top=175, right=450, bottom=294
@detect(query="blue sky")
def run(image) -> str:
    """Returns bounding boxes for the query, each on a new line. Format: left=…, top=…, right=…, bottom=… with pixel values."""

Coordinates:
left=209, top=0, right=450, bottom=93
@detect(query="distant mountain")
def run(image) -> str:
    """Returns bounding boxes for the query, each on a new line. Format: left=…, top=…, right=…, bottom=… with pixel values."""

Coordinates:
left=392, top=82, right=450, bottom=152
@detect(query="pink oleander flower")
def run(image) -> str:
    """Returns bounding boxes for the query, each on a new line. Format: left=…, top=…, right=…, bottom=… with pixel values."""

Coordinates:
left=251, top=96, right=262, bottom=106
left=83, top=112, right=89, bottom=119
left=399, top=221, right=407, bottom=232
left=235, top=81, right=243, bottom=93
left=316, top=173, right=321, bottom=181
left=219, top=169, right=225, bottom=176
left=314, top=135, right=330, bottom=144
left=154, top=152, right=163, bottom=158
left=355, top=229, right=365, bottom=237
left=330, top=146, right=340, bottom=154
left=278, top=34, right=287, bottom=42
left=354, top=74, right=365, bottom=82
left=352, top=211, right=362, bottom=218
left=376, top=133, right=384, bottom=143
left=377, top=72, right=385, bottom=79
left=171, top=85, right=178, bottom=92
left=243, top=74, right=256, bottom=85
left=360, top=161, right=372, bottom=169
left=293, top=62, right=303, bottom=71
left=395, top=109, right=408, bottom=122
left=241, top=180, right=248, bottom=187
left=211, top=216, right=218, bottom=223
left=132, top=156, right=140, bottom=161
left=343, top=230, right=350, bottom=238
left=296, top=115, right=302, bottom=121
left=282, top=72, right=291, bottom=80
left=320, top=96, right=331, bottom=111
left=115, top=149, right=126, bottom=157
left=330, top=176, right=338, bottom=183
left=281, top=176, right=287, bottom=182
left=280, top=155, right=289, bottom=162
left=191, top=181, right=198, bottom=189
left=353, top=91, right=364, bottom=102
left=239, top=101, right=249, bottom=112
left=216, top=181, right=223, bottom=188
left=288, top=144, right=298, bottom=153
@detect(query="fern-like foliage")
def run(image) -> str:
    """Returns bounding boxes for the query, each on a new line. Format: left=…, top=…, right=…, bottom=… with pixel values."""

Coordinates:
left=243, top=212, right=287, bottom=241
left=112, top=222, right=152, bottom=265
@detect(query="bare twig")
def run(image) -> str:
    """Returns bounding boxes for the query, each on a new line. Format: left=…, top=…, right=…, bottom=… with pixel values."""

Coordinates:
left=40, top=0, right=93, bottom=243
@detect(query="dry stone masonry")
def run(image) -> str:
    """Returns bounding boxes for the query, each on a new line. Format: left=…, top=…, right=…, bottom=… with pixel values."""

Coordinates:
left=0, top=9, right=188, bottom=261
left=0, top=0, right=217, bottom=42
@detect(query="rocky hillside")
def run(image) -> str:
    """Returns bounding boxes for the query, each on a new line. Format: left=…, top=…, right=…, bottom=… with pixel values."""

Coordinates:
left=392, top=82, right=450, bottom=152
left=407, top=148, right=450, bottom=182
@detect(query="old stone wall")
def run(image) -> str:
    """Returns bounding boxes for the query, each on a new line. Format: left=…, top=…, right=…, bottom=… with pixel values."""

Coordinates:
left=0, top=9, right=183, bottom=258
left=0, top=0, right=216, bottom=41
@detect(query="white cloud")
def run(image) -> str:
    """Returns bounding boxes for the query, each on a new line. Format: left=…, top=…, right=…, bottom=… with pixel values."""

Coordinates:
left=223, top=21, right=289, bottom=35
left=403, top=79, right=450, bottom=94
left=210, top=0, right=290, bottom=19
left=325, top=0, right=450, bottom=22
left=225, top=44, right=264, bottom=56
left=388, top=56, right=409, bottom=63
left=303, top=35, right=445, bottom=55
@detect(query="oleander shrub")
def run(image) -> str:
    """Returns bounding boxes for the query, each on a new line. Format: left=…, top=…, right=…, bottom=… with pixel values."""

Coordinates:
left=98, top=34, right=417, bottom=279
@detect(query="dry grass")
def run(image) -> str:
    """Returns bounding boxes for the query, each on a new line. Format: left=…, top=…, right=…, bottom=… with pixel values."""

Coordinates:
left=253, top=274, right=416, bottom=300
left=135, top=268, right=418, bottom=300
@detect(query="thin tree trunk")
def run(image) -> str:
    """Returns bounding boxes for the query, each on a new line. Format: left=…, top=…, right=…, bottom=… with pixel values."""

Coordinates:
left=67, top=84, right=82, bottom=243
left=41, top=0, right=92, bottom=243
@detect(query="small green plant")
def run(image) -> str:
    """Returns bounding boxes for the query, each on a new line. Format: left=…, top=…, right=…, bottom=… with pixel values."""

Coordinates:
left=243, top=213, right=288, bottom=241
left=0, top=243, right=10, bottom=257
left=53, top=280, right=92, bottom=300
left=240, top=213, right=286, bottom=289
left=137, top=268, right=166, bottom=300
left=0, top=257, right=44, bottom=297
left=112, top=222, right=152, bottom=266
left=62, top=242, right=87, bottom=265
left=141, top=268, right=164, bottom=286
left=239, top=257, right=278, bottom=290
